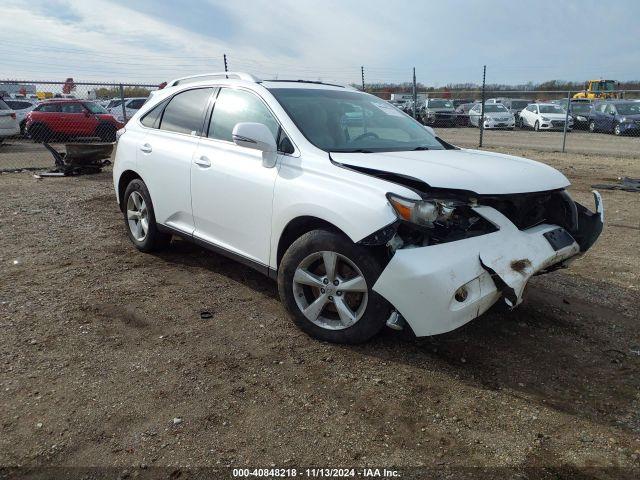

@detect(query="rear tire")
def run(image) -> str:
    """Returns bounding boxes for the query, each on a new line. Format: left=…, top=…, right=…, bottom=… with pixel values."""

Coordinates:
left=122, top=179, right=171, bottom=253
left=278, top=230, right=391, bottom=344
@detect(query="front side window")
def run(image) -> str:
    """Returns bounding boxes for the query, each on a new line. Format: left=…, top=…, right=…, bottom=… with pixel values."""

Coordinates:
left=269, top=88, right=444, bottom=152
left=616, top=103, right=640, bottom=115
left=208, top=88, right=279, bottom=142
left=84, top=102, right=108, bottom=114
left=160, top=88, right=213, bottom=135
left=5, top=100, right=31, bottom=110
left=61, top=103, right=84, bottom=114
left=539, top=105, right=565, bottom=114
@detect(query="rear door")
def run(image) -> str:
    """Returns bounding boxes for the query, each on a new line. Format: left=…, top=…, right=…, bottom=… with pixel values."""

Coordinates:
left=136, top=87, right=214, bottom=234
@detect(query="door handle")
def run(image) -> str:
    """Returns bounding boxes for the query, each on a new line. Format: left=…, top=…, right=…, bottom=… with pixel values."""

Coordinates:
left=140, top=143, right=152, bottom=154
left=194, top=155, right=211, bottom=168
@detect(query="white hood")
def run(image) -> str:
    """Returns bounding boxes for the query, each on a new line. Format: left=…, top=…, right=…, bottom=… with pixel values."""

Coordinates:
left=331, top=148, right=570, bottom=195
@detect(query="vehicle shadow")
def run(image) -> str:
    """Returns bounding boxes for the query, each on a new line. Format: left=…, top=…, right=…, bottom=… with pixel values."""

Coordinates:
left=153, top=239, right=639, bottom=433
left=352, top=279, right=640, bottom=434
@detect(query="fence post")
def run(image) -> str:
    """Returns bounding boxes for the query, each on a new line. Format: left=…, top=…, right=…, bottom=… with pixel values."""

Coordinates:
left=119, top=84, right=126, bottom=123
left=223, top=54, right=228, bottom=73
left=561, top=90, right=571, bottom=153
left=479, top=65, right=486, bottom=148
left=412, top=67, right=417, bottom=119
left=361, top=66, right=365, bottom=92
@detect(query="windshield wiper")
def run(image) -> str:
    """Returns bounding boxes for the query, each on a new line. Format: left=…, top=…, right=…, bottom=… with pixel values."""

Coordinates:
left=412, top=146, right=431, bottom=151
left=334, top=149, right=374, bottom=153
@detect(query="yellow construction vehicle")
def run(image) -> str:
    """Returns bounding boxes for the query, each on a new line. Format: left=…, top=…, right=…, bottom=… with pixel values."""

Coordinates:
left=573, top=80, right=620, bottom=100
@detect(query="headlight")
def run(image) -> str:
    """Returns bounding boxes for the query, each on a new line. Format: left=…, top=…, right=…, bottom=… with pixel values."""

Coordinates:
left=620, top=117, right=627, bottom=123
left=541, top=116, right=550, bottom=121
left=577, top=116, right=586, bottom=121
left=387, top=193, right=466, bottom=227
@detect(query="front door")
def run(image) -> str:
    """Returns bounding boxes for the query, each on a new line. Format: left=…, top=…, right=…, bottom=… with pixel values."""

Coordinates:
left=191, top=87, right=282, bottom=266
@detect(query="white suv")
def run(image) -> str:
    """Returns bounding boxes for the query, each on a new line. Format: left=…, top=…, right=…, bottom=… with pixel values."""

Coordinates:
left=113, top=72, right=604, bottom=344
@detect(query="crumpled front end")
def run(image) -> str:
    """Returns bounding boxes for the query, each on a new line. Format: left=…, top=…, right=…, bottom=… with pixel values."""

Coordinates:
left=373, top=192, right=604, bottom=337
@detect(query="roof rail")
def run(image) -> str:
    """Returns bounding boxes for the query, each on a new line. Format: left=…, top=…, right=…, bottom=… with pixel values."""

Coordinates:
left=168, top=72, right=261, bottom=87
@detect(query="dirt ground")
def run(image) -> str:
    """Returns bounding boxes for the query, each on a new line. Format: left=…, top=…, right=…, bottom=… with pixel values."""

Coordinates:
left=0, top=146, right=639, bottom=478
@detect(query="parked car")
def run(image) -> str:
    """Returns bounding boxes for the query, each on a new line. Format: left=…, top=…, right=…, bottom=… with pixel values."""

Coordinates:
left=454, top=102, right=476, bottom=127
left=567, top=102, right=593, bottom=130
left=589, top=101, right=640, bottom=135
left=3, top=98, right=38, bottom=135
left=452, top=99, right=474, bottom=108
left=0, top=98, right=20, bottom=143
left=112, top=72, right=604, bottom=344
left=419, top=98, right=457, bottom=126
left=25, top=99, right=124, bottom=142
left=468, top=103, right=515, bottom=129
left=109, top=97, right=148, bottom=123
left=518, top=103, right=573, bottom=131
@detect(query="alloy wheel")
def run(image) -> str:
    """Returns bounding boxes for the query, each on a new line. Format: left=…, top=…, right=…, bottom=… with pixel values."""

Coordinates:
left=126, top=191, right=149, bottom=241
left=292, top=251, right=368, bottom=330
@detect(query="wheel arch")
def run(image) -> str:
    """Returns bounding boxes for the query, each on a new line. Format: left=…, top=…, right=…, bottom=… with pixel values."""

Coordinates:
left=276, top=216, right=348, bottom=268
left=117, top=169, right=143, bottom=211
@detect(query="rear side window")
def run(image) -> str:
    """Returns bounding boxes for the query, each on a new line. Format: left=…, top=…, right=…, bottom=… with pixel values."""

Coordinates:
left=140, top=99, right=169, bottom=128
left=159, top=88, right=213, bottom=135
left=6, top=100, right=31, bottom=110
left=208, top=88, right=279, bottom=142
left=35, top=103, right=62, bottom=112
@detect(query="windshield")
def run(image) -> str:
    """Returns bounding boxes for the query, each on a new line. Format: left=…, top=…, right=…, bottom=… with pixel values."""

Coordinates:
left=570, top=103, right=591, bottom=114
left=613, top=103, right=640, bottom=115
left=539, top=104, right=564, bottom=114
left=84, top=102, right=108, bottom=114
left=510, top=100, right=529, bottom=109
left=107, top=100, right=122, bottom=109
left=484, top=104, right=508, bottom=113
left=268, top=88, right=444, bottom=153
left=428, top=99, right=453, bottom=108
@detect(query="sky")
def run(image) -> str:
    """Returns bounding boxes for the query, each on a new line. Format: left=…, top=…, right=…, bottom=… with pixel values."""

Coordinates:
left=1, top=0, right=639, bottom=87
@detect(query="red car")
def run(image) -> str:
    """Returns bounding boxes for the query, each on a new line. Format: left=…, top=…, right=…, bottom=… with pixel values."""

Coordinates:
left=25, top=99, right=124, bottom=142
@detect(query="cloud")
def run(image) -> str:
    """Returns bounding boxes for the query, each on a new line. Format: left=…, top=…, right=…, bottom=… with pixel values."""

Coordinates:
left=1, top=0, right=639, bottom=85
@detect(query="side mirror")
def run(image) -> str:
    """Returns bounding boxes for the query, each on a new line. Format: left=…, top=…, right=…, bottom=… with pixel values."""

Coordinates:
left=232, top=122, right=278, bottom=168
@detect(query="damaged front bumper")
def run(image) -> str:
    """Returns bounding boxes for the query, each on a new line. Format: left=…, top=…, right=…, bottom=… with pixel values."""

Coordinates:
left=373, top=192, right=604, bottom=337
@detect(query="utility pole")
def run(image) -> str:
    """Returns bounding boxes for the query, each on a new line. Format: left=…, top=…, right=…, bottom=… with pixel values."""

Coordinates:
left=561, top=90, right=571, bottom=152
left=412, top=67, right=417, bottom=119
left=479, top=65, right=486, bottom=148
left=223, top=54, right=228, bottom=73
left=361, top=66, right=365, bottom=91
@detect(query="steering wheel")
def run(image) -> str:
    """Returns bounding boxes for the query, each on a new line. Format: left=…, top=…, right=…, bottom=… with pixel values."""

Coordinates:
left=352, top=131, right=379, bottom=142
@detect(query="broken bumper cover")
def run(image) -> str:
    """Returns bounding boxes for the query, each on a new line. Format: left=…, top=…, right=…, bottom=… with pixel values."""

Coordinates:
left=373, top=192, right=604, bottom=337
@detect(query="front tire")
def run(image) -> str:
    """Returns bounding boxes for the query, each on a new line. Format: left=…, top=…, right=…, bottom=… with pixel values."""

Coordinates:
left=534, top=120, right=540, bottom=132
left=614, top=123, right=622, bottom=136
left=122, top=179, right=171, bottom=252
left=589, top=120, right=597, bottom=133
left=96, top=123, right=117, bottom=142
left=278, top=230, right=391, bottom=344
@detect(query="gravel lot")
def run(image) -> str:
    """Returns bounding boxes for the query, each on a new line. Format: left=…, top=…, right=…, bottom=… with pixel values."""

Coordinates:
left=0, top=146, right=639, bottom=477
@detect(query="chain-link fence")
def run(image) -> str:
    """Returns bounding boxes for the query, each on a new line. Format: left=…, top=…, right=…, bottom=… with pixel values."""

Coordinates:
left=371, top=88, right=640, bottom=157
left=0, top=80, right=158, bottom=171
left=2, top=79, right=640, bottom=172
